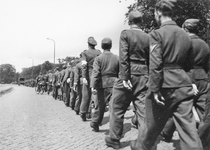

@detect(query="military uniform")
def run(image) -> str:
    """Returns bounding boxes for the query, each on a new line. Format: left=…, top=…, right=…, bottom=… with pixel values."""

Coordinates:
left=161, top=19, right=210, bottom=145
left=52, top=68, right=60, bottom=100
left=62, top=65, right=71, bottom=106
left=105, top=11, right=150, bottom=149
left=69, top=66, right=77, bottom=109
left=131, top=18, right=202, bottom=150
left=90, top=38, right=119, bottom=131
left=80, top=37, right=101, bottom=121
left=74, top=61, right=83, bottom=114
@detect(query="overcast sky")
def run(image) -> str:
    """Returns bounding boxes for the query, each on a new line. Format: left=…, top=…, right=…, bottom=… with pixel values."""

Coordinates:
left=0, top=0, right=135, bottom=72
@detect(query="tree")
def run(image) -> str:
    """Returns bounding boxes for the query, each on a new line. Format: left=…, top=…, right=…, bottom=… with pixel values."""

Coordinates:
left=41, top=61, right=53, bottom=74
left=0, top=64, right=16, bottom=83
left=125, top=0, right=210, bottom=45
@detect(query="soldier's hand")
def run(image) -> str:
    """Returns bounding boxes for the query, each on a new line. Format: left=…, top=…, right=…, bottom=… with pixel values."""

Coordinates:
left=73, top=84, right=77, bottom=91
left=83, top=78, right=88, bottom=85
left=91, top=88, right=97, bottom=95
left=153, top=92, right=165, bottom=106
left=192, top=84, right=199, bottom=95
left=123, top=80, right=133, bottom=91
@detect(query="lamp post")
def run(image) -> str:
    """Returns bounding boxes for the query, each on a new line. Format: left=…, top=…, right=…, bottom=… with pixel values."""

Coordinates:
left=47, top=38, right=55, bottom=64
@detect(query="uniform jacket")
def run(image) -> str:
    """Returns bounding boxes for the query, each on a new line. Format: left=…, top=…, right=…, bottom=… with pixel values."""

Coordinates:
left=62, top=67, right=71, bottom=85
left=119, top=27, right=149, bottom=81
left=187, top=34, right=210, bottom=82
left=91, top=51, right=119, bottom=89
left=52, top=71, right=59, bottom=85
left=70, top=67, right=75, bottom=88
left=60, top=69, right=66, bottom=83
left=81, top=48, right=101, bottom=80
left=149, top=21, right=193, bottom=92
left=74, top=62, right=83, bottom=85
left=48, top=73, right=53, bottom=82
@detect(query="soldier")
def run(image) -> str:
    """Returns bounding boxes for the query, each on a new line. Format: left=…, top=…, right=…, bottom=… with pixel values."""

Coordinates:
left=36, top=73, right=43, bottom=94
left=199, top=90, right=210, bottom=150
left=69, top=62, right=77, bottom=109
left=47, top=70, right=53, bottom=95
left=80, top=37, right=101, bottom=121
left=105, top=11, right=150, bottom=149
left=161, top=19, right=210, bottom=143
left=52, top=67, right=60, bottom=100
left=73, top=57, right=83, bottom=115
left=130, top=1, right=203, bottom=150
left=62, top=63, right=71, bottom=107
left=60, top=64, right=67, bottom=102
left=90, top=37, right=119, bottom=132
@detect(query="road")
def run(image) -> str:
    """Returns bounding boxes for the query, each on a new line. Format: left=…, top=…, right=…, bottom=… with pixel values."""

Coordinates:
left=0, top=85, right=180, bottom=150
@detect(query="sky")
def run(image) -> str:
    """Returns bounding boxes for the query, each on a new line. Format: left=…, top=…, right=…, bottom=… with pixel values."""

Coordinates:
left=0, top=0, right=135, bottom=72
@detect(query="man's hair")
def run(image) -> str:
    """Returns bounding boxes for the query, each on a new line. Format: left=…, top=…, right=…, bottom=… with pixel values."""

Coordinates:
left=102, top=43, right=112, bottom=50
left=129, top=17, right=142, bottom=25
left=155, top=1, right=174, bottom=17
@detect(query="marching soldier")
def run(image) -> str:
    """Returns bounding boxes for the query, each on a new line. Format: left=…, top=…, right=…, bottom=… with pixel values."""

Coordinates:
left=73, top=56, right=83, bottom=115
left=130, top=1, right=203, bottom=150
left=161, top=19, right=210, bottom=144
left=69, top=64, right=77, bottom=109
left=52, top=67, right=60, bottom=100
left=90, top=37, right=119, bottom=132
left=80, top=37, right=101, bottom=121
left=60, top=64, right=67, bottom=102
left=62, top=63, right=72, bottom=107
left=105, top=11, right=150, bottom=149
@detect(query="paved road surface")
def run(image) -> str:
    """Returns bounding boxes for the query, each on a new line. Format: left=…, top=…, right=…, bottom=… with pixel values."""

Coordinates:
left=0, top=85, right=180, bottom=150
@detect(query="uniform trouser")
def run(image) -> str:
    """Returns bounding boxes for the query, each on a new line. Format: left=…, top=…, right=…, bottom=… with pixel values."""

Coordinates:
left=162, top=80, right=209, bottom=140
left=109, top=75, right=148, bottom=141
left=132, top=86, right=203, bottom=150
left=70, top=89, right=77, bottom=109
left=53, top=85, right=59, bottom=99
left=91, top=87, right=112, bottom=125
left=198, top=84, right=210, bottom=150
left=80, top=83, right=96, bottom=114
left=74, top=85, right=83, bottom=112
left=64, top=83, right=70, bottom=106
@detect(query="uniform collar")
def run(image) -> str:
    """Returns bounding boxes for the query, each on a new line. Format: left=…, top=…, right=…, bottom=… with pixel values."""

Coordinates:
left=189, top=33, right=199, bottom=39
left=130, top=25, right=143, bottom=31
left=161, top=20, right=177, bottom=27
left=103, top=50, right=111, bottom=53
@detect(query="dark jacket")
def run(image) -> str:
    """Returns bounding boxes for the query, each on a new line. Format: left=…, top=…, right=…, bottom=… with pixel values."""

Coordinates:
left=119, top=27, right=149, bottom=81
left=149, top=21, right=193, bottom=92
left=91, top=51, right=119, bottom=89
left=62, top=67, right=71, bottom=85
left=81, top=48, right=101, bottom=80
left=74, top=62, right=83, bottom=85
left=187, top=34, right=210, bottom=82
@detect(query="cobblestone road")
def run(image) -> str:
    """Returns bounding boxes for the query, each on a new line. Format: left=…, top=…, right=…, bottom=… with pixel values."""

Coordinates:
left=0, top=85, right=180, bottom=150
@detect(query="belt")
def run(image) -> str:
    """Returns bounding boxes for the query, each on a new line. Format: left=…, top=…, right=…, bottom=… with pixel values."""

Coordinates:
left=163, top=64, right=182, bottom=69
left=101, top=73, right=118, bottom=78
left=130, top=60, right=146, bottom=65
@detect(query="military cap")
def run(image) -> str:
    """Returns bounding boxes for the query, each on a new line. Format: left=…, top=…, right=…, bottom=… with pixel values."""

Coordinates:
left=156, top=0, right=177, bottom=11
left=128, top=10, right=143, bottom=22
left=87, top=37, right=97, bottom=46
left=102, top=37, right=112, bottom=45
left=182, top=19, right=199, bottom=30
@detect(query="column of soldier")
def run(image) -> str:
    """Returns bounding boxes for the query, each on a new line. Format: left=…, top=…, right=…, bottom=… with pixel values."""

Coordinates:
left=38, top=0, right=210, bottom=149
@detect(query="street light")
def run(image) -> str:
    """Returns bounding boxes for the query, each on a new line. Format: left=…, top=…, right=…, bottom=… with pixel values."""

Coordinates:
left=47, top=38, right=55, bottom=64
